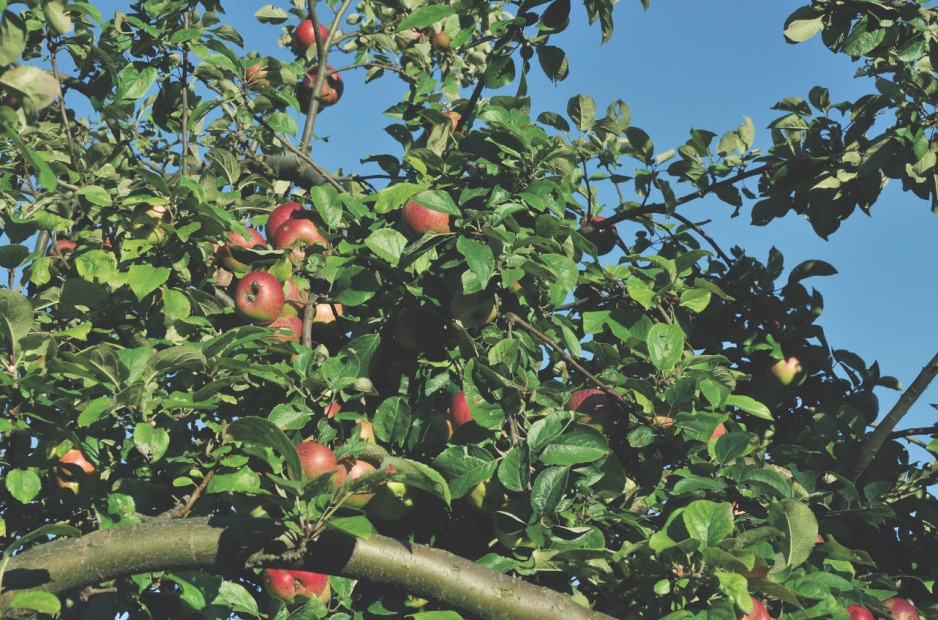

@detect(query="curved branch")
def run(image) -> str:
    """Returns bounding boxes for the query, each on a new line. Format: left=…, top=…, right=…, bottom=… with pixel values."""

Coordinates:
left=1, top=517, right=613, bottom=620
left=847, top=351, right=938, bottom=482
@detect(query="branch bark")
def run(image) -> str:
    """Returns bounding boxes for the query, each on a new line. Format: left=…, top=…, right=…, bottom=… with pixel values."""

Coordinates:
left=1, top=517, right=614, bottom=620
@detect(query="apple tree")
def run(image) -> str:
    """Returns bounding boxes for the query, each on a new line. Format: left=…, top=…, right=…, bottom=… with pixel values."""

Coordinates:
left=1, top=0, right=938, bottom=619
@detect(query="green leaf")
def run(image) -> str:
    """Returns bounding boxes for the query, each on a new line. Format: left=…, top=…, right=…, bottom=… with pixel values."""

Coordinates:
left=255, top=5, right=290, bottom=23
left=456, top=237, right=495, bottom=292
left=787, top=259, right=837, bottom=285
left=266, top=111, right=297, bottom=137
left=767, top=500, right=818, bottom=569
left=431, top=445, right=497, bottom=499
left=328, top=515, right=375, bottom=539
left=8, top=591, right=61, bottom=615
left=115, top=65, right=158, bottom=100
left=531, top=466, right=569, bottom=515
left=143, top=345, right=207, bottom=385
left=396, top=5, right=455, bottom=31
left=75, top=250, right=118, bottom=285
left=783, top=6, right=822, bottom=43
left=0, top=11, right=27, bottom=65
left=647, top=323, right=684, bottom=370
left=682, top=500, right=734, bottom=547
left=725, top=395, right=772, bottom=420
left=365, top=229, right=408, bottom=265
left=0, top=288, right=33, bottom=351
left=373, top=397, right=411, bottom=447
left=78, top=397, right=112, bottom=427
left=539, top=425, right=610, bottom=466
left=410, top=189, right=461, bottom=215
left=5, top=469, right=41, bottom=504
left=536, top=45, right=569, bottom=82
left=498, top=445, right=530, bottom=492
left=528, top=411, right=568, bottom=453
left=126, top=265, right=170, bottom=301
left=567, top=94, right=595, bottom=132
left=133, top=424, right=170, bottom=462
left=228, top=417, right=302, bottom=483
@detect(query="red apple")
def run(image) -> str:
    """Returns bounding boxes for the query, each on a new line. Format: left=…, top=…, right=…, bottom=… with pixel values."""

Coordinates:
left=264, top=315, right=303, bottom=350
left=244, top=62, right=269, bottom=86
left=450, top=292, right=497, bottom=328
left=448, top=391, right=474, bottom=430
left=707, top=423, right=726, bottom=443
left=737, top=597, right=771, bottom=620
left=884, top=598, right=921, bottom=620
left=263, top=568, right=330, bottom=605
left=293, top=19, right=329, bottom=54
left=395, top=27, right=426, bottom=49
left=431, top=29, right=452, bottom=51
left=324, top=402, right=341, bottom=418
left=272, top=218, right=329, bottom=259
left=235, top=271, right=285, bottom=325
left=297, top=65, right=343, bottom=109
left=568, top=389, right=623, bottom=432
left=579, top=216, right=618, bottom=256
left=55, top=239, right=77, bottom=253
left=266, top=202, right=305, bottom=241
left=55, top=449, right=98, bottom=493
left=847, top=606, right=874, bottom=620
left=401, top=199, right=452, bottom=236
left=220, top=228, right=267, bottom=271
left=338, top=457, right=377, bottom=508
left=293, top=441, right=344, bottom=490
left=312, top=302, right=343, bottom=325
left=845, top=390, right=879, bottom=424
left=767, top=357, right=806, bottom=387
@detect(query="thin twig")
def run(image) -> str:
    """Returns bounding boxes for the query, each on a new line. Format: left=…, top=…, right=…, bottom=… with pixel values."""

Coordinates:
left=157, top=470, right=214, bottom=519
left=668, top=212, right=734, bottom=266
left=181, top=10, right=190, bottom=175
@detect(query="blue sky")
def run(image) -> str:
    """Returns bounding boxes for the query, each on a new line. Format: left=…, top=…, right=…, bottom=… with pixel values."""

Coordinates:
left=67, top=2, right=938, bottom=459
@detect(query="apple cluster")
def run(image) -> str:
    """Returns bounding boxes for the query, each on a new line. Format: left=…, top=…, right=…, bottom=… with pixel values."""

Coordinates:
left=735, top=597, right=921, bottom=620
left=224, top=202, right=341, bottom=349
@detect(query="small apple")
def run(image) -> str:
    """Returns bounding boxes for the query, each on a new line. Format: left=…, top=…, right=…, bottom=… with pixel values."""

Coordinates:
left=401, top=199, right=452, bottom=236
left=339, top=457, right=378, bottom=508
left=450, top=291, right=497, bottom=328
left=431, top=29, right=452, bottom=51
left=312, top=302, right=343, bottom=325
left=708, top=423, right=726, bottom=443
left=54, top=239, right=77, bottom=253
left=845, top=390, right=879, bottom=425
left=466, top=478, right=509, bottom=515
left=131, top=203, right=171, bottom=245
left=280, top=278, right=309, bottom=317
left=266, top=202, right=305, bottom=241
left=847, top=606, right=874, bottom=620
left=235, top=271, right=285, bottom=325
left=366, top=480, right=416, bottom=520
left=293, top=19, right=329, bottom=54
left=244, top=62, right=269, bottom=87
left=395, top=27, right=426, bottom=49
left=578, top=216, right=618, bottom=255
left=448, top=391, right=474, bottom=430
left=568, top=389, right=623, bottom=432
left=272, top=218, right=329, bottom=259
left=884, top=598, right=921, bottom=620
left=355, top=420, right=376, bottom=443
left=220, top=228, right=267, bottom=272
left=297, top=65, right=343, bottom=109
left=263, top=568, right=330, bottom=605
left=293, top=441, right=342, bottom=487
left=767, top=357, right=806, bottom=387
left=736, top=597, right=771, bottom=620
left=55, top=449, right=98, bottom=493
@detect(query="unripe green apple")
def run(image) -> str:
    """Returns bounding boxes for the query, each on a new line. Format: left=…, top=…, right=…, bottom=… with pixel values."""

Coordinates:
left=366, top=480, right=416, bottom=520
left=767, top=357, right=806, bottom=387
left=466, top=478, right=509, bottom=514
left=450, top=292, right=497, bottom=328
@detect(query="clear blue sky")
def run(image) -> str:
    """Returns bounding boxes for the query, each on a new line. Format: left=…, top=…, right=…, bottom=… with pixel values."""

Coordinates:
left=74, top=2, right=938, bottom=459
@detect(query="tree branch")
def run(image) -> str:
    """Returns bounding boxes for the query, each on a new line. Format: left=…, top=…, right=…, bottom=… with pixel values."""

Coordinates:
left=846, top=351, right=938, bottom=482
left=1, top=517, right=614, bottom=620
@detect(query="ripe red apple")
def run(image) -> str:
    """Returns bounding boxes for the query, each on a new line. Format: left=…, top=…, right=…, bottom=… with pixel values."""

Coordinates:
left=263, top=568, right=330, bottom=605
left=737, top=597, right=771, bottom=620
left=401, top=199, right=452, bottom=236
left=579, top=216, right=618, bottom=255
left=244, top=62, right=269, bottom=87
left=366, top=480, right=416, bottom=520
left=847, top=606, right=874, bottom=620
left=264, top=315, right=303, bottom=350
left=266, top=202, right=305, bottom=241
left=767, top=357, right=806, bottom=387
left=272, top=218, right=329, bottom=259
left=884, top=598, right=921, bottom=620
left=55, top=239, right=77, bottom=253
left=707, top=423, right=726, bottom=443
left=297, top=65, right=343, bottom=109
left=466, top=478, right=509, bottom=514
left=845, top=390, right=879, bottom=424
left=339, top=458, right=378, bottom=508
left=293, top=441, right=344, bottom=489
left=293, top=19, right=329, bottom=54
left=235, top=271, right=285, bottom=325
left=568, top=389, right=624, bottom=432
left=395, top=27, right=426, bottom=49
left=450, top=292, right=497, bottom=328
left=448, top=391, right=474, bottom=430
left=55, top=449, right=98, bottom=493
left=431, top=29, right=452, bottom=51
left=280, top=278, right=309, bottom=317
left=312, top=302, right=343, bottom=325
left=220, top=228, right=267, bottom=272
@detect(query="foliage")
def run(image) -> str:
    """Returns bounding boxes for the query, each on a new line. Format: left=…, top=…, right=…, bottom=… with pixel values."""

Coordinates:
left=0, top=0, right=937, bottom=619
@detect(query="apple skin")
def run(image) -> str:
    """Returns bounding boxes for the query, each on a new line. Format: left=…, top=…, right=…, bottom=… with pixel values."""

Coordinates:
left=263, top=568, right=330, bottom=605
left=445, top=111, right=461, bottom=133
left=847, top=606, right=874, bottom=620
left=293, top=19, right=329, bottom=54
left=395, top=27, right=426, bottom=49
left=324, top=402, right=341, bottom=418
left=220, top=228, right=267, bottom=272
left=235, top=271, right=285, bottom=325
left=431, top=29, right=452, bottom=51
left=266, top=202, right=305, bottom=241
left=466, top=478, right=509, bottom=515
left=884, top=598, right=921, bottom=620
left=55, top=449, right=98, bottom=493
left=401, top=199, right=452, bottom=236
left=339, top=458, right=378, bottom=508
left=356, top=420, right=376, bottom=443
left=55, top=239, right=77, bottom=253
left=707, top=423, right=726, bottom=443
left=264, top=315, right=303, bottom=349
left=736, top=597, right=771, bottom=620
left=131, top=204, right=171, bottom=245
left=845, top=390, right=879, bottom=425
left=568, top=389, right=624, bottom=432
left=367, top=480, right=416, bottom=520
left=280, top=278, right=309, bottom=318
left=297, top=65, right=343, bottom=109
left=579, top=216, right=618, bottom=255
left=448, top=391, right=474, bottom=430
left=312, top=302, right=343, bottom=325
left=272, top=218, right=329, bottom=259
left=244, top=62, right=269, bottom=87
left=450, top=292, right=497, bottom=328
left=293, top=441, right=343, bottom=489
left=767, top=357, right=806, bottom=387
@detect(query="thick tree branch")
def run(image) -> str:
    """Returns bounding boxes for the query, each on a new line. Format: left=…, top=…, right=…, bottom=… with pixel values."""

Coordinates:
left=846, top=351, right=938, bottom=482
left=1, top=517, right=613, bottom=620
